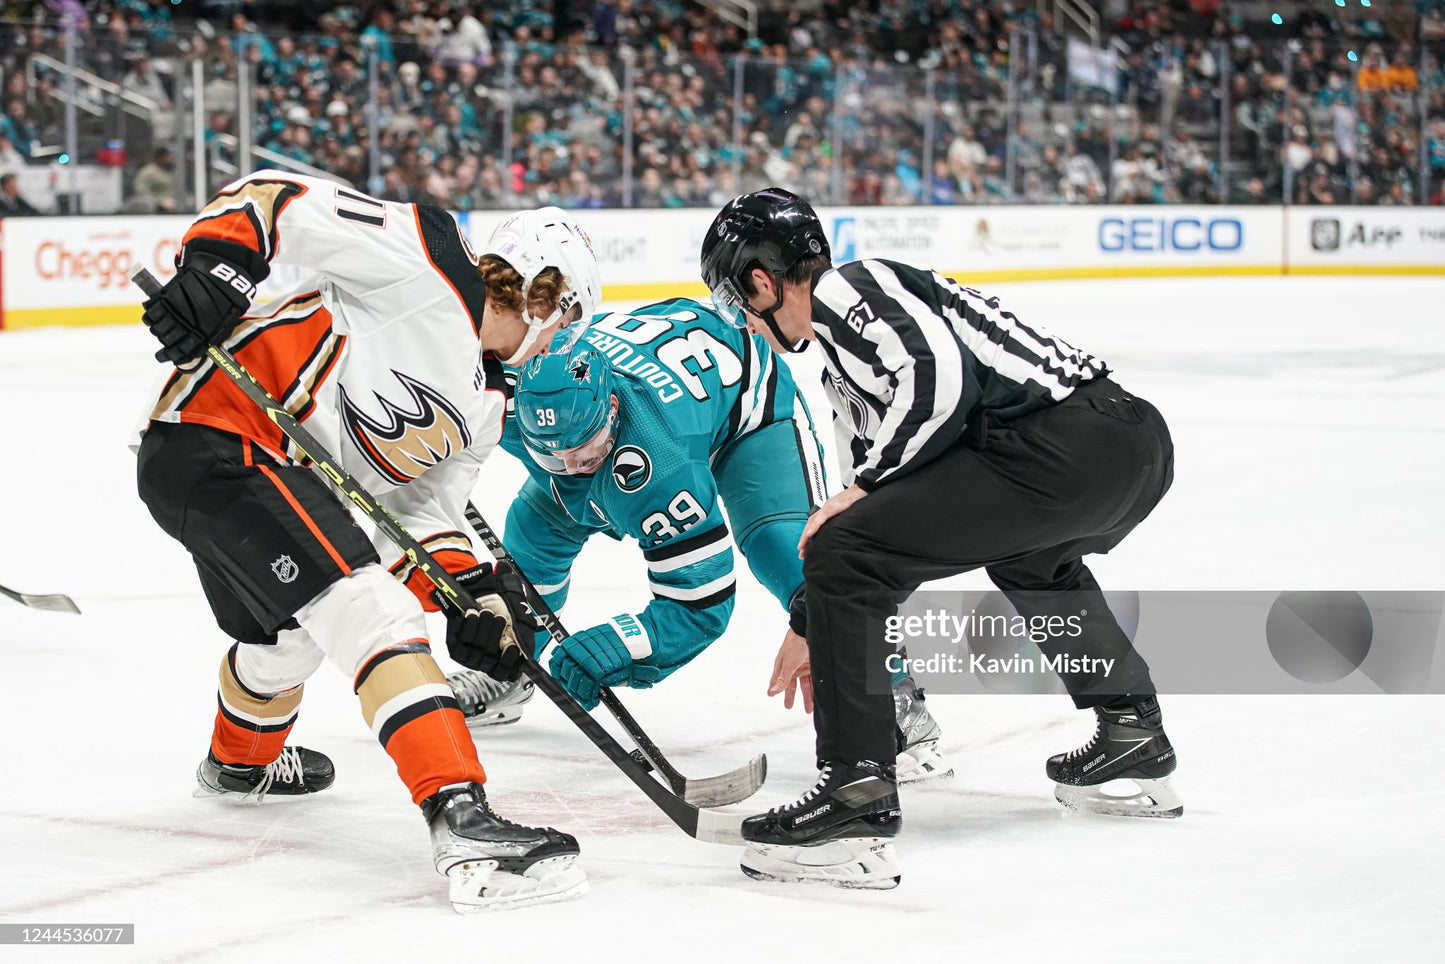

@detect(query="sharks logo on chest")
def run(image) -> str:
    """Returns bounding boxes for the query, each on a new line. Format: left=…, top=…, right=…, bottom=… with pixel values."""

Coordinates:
left=610, top=445, right=652, bottom=493
left=341, top=371, right=472, bottom=484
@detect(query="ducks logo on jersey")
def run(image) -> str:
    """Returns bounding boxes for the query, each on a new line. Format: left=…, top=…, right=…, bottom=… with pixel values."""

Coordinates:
left=341, top=371, right=472, bottom=484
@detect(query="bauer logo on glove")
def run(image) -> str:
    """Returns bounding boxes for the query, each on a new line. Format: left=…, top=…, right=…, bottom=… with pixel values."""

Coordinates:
left=141, top=237, right=270, bottom=367
left=440, top=562, right=540, bottom=681
left=206, top=261, right=260, bottom=299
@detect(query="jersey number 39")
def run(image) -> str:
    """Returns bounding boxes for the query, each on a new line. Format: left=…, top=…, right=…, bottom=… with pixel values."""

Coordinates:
left=641, top=490, right=706, bottom=541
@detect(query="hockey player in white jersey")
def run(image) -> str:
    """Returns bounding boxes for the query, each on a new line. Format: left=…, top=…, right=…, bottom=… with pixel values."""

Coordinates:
left=134, top=172, right=600, bottom=911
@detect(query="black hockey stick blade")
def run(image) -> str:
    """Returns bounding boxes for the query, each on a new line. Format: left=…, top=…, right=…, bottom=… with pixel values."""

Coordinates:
left=129, top=263, right=749, bottom=844
left=0, top=582, right=81, bottom=614
left=464, top=502, right=767, bottom=807
left=518, top=658, right=747, bottom=844
left=628, top=749, right=768, bottom=808
left=674, top=753, right=768, bottom=810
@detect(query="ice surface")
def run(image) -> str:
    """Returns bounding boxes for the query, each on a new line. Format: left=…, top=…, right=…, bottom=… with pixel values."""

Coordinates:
left=1, top=278, right=1442, bottom=962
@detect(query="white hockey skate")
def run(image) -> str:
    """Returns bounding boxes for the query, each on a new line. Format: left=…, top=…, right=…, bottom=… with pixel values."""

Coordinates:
left=893, top=677, right=953, bottom=784
left=447, top=669, right=535, bottom=728
left=423, top=782, right=586, bottom=912
left=1053, top=777, right=1184, bottom=818
left=741, top=837, right=903, bottom=890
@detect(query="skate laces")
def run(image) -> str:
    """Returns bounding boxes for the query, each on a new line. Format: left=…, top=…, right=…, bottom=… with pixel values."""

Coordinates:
left=1063, top=714, right=1108, bottom=762
left=770, top=764, right=834, bottom=815
left=448, top=670, right=511, bottom=713
left=249, top=746, right=304, bottom=801
left=1062, top=702, right=1161, bottom=762
left=476, top=794, right=517, bottom=826
left=446, top=786, right=549, bottom=834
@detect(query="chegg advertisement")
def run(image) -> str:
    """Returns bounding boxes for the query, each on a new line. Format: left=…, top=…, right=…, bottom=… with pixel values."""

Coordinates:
left=1, top=216, right=190, bottom=328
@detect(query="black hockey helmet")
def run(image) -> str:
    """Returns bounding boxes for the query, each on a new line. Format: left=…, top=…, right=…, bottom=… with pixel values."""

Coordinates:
left=700, top=188, right=829, bottom=348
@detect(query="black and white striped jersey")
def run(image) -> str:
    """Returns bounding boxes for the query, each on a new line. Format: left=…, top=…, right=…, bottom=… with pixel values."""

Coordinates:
left=810, top=259, right=1109, bottom=491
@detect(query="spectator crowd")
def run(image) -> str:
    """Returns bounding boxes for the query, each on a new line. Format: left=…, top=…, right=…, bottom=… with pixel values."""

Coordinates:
left=0, top=0, right=1440, bottom=213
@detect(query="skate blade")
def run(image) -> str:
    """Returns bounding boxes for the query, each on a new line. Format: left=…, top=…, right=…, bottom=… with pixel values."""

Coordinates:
left=896, top=741, right=954, bottom=786
left=462, top=686, right=535, bottom=729
left=740, top=839, right=901, bottom=890
left=192, top=785, right=318, bottom=804
left=463, top=707, right=527, bottom=728
left=1055, top=777, right=1183, bottom=819
left=193, top=773, right=316, bottom=805
left=447, top=856, right=588, bottom=912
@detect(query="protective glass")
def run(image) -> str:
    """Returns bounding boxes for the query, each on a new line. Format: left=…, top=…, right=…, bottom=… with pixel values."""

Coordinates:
left=706, top=278, right=752, bottom=329
left=549, top=309, right=595, bottom=354
left=524, top=422, right=615, bottom=476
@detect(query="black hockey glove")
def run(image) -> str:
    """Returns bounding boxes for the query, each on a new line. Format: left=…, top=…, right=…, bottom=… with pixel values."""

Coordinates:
left=438, top=562, right=539, bottom=682
left=141, top=238, right=269, bottom=366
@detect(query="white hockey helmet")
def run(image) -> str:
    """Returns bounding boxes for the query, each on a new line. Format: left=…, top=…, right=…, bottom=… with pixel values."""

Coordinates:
left=483, top=207, right=602, bottom=366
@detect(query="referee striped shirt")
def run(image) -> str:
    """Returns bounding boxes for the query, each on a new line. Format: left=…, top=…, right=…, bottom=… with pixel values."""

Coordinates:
left=810, top=259, right=1109, bottom=491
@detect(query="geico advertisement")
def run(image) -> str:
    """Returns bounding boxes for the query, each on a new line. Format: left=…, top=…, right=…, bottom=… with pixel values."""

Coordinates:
left=1290, top=208, right=1445, bottom=265
left=4, top=216, right=191, bottom=309
left=1092, top=208, right=1280, bottom=263
left=826, top=207, right=1281, bottom=272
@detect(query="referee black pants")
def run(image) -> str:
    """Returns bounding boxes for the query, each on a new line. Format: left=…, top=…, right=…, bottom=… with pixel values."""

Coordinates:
left=803, top=378, right=1174, bottom=766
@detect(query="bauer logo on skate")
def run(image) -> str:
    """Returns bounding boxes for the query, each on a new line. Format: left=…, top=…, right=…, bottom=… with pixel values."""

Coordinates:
left=340, top=372, right=472, bottom=485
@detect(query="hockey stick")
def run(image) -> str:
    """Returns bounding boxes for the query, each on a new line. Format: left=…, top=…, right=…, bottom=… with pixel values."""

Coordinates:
left=129, top=264, right=745, bottom=846
left=0, top=582, right=81, bottom=614
left=463, top=501, right=767, bottom=808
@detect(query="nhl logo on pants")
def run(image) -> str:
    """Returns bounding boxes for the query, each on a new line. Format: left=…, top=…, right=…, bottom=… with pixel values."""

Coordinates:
left=271, top=555, right=300, bottom=584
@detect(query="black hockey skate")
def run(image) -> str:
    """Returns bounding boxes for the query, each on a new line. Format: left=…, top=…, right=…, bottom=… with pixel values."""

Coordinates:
left=194, top=745, right=335, bottom=802
left=447, top=669, right=535, bottom=727
left=1047, top=696, right=1182, bottom=818
left=422, top=782, right=586, bottom=911
left=739, top=761, right=902, bottom=889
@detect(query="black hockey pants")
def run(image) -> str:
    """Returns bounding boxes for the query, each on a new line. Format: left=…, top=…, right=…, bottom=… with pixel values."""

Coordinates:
left=802, top=377, right=1174, bottom=766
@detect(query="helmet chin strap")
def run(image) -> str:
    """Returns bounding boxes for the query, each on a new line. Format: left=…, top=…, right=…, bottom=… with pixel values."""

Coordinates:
left=758, top=307, right=807, bottom=354
left=753, top=283, right=806, bottom=354
left=501, top=291, right=573, bottom=367
left=502, top=320, right=547, bottom=367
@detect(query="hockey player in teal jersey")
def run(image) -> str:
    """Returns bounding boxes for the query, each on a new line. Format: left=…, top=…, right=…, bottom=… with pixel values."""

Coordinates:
left=447, top=298, right=952, bottom=783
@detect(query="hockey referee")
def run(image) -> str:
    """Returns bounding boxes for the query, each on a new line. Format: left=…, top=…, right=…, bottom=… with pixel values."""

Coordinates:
left=700, top=188, right=1180, bottom=889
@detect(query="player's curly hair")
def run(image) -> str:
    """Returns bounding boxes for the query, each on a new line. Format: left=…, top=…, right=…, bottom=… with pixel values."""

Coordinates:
left=479, top=255, right=566, bottom=318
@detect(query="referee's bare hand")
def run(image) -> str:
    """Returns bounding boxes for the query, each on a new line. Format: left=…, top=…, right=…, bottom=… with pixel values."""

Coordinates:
left=767, top=628, right=813, bottom=713
left=798, top=484, right=868, bottom=558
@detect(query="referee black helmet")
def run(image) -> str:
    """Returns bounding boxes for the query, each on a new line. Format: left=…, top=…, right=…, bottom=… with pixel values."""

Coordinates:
left=700, top=188, right=829, bottom=337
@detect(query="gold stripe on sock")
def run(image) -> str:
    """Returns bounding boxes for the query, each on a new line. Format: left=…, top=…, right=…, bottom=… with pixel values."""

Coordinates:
left=357, top=652, right=449, bottom=730
left=219, top=656, right=304, bottom=723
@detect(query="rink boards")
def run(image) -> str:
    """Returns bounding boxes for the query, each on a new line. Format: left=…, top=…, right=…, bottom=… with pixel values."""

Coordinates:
left=1, top=203, right=1442, bottom=329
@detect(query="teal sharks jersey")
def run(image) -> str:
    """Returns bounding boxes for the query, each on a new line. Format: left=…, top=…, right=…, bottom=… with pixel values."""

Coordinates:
left=500, top=298, right=828, bottom=677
